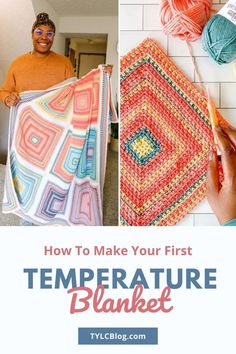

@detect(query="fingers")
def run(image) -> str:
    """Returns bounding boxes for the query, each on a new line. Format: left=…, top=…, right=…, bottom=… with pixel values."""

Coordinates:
left=4, top=92, right=20, bottom=107
left=220, top=126, right=236, bottom=147
left=102, top=65, right=113, bottom=77
left=214, top=126, right=236, bottom=180
left=11, top=92, right=20, bottom=101
left=207, top=150, right=220, bottom=196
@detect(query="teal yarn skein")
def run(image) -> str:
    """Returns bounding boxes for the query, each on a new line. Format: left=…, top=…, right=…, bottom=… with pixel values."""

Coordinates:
left=202, top=14, right=236, bottom=64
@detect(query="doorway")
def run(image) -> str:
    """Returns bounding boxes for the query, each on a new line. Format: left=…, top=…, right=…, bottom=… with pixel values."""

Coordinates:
left=65, top=34, right=108, bottom=78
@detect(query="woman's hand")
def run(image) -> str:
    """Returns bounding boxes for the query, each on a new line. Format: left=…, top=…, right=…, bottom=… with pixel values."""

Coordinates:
left=102, top=65, right=113, bottom=77
left=207, top=125, right=236, bottom=224
left=4, top=92, right=20, bottom=107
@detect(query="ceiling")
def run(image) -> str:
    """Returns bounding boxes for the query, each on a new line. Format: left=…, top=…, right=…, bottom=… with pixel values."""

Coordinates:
left=47, top=0, right=118, bottom=16
left=72, top=36, right=107, bottom=45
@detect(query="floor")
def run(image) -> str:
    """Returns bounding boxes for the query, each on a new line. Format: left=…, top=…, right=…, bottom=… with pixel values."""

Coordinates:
left=120, top=0, right=236, bottom=226
left=103, top=147, right=119, bottom=226
left=0, top=147, right=118, bottom=226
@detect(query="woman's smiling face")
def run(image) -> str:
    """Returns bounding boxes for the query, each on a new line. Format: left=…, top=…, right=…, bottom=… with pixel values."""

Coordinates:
left=32, top=25, right=55, bottom=55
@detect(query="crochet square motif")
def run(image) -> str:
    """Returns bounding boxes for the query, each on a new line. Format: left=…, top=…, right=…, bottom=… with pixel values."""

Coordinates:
left=120, top=38, right=226, bottom=226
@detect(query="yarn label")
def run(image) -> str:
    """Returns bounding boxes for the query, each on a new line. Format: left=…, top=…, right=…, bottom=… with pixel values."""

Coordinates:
left=219, top=0, right=236, bottom=25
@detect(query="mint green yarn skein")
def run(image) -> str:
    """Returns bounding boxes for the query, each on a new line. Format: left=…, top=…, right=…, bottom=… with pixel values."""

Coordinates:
left=202, top=14, right=236, bottom=64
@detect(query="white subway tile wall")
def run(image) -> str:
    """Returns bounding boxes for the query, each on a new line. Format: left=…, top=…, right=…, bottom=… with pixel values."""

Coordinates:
left=120, top=0, right=236, bottom=226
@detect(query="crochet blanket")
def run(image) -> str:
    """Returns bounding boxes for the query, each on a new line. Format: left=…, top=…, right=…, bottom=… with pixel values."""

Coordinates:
left=3, top=67, right=117, bottom=225
left=120, top=38, right=227, bottom=226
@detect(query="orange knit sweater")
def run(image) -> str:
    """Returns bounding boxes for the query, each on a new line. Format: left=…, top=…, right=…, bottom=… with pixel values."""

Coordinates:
left=0, top=51, right=75, bottom=104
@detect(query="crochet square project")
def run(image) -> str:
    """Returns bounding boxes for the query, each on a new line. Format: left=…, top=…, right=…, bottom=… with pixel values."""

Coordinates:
left=120, top=38, right=225, bottom=226
left=3, top=67, right=117, bottom=226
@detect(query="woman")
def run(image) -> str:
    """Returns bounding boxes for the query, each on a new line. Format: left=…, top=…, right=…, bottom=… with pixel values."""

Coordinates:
left=0, top=13, right=113, bottom=226
left=0, top=13, right=75, bottom=225
left=0, top=13, right=75, bottom=107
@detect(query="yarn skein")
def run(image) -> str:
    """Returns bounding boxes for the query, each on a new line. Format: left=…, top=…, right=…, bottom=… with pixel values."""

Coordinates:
left=202, top=1, right=236, bottom=64
left=160, top=0, right=212, bottom=41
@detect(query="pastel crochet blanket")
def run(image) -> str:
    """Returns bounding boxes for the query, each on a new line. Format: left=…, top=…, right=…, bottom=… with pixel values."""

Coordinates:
left=3, top=67, right=117, bottom=225
left=120, top=38, right=227, bottom=226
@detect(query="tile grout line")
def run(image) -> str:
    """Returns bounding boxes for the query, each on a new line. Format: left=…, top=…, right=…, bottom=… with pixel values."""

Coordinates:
left=219, top=82, right=221, bottom=108
left=142, top=5, right=144, bottom=31
left=189, top=213, right=215, bottom=215
left=167, top=34, right=169, bottom=56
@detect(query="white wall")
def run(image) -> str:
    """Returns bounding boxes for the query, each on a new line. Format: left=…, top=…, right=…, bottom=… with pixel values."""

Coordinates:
left=0, top=0, right=35, bottom=161
left=0, top=0, right=35, bottom=66
left=59, top=16, right=118, bottom=103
